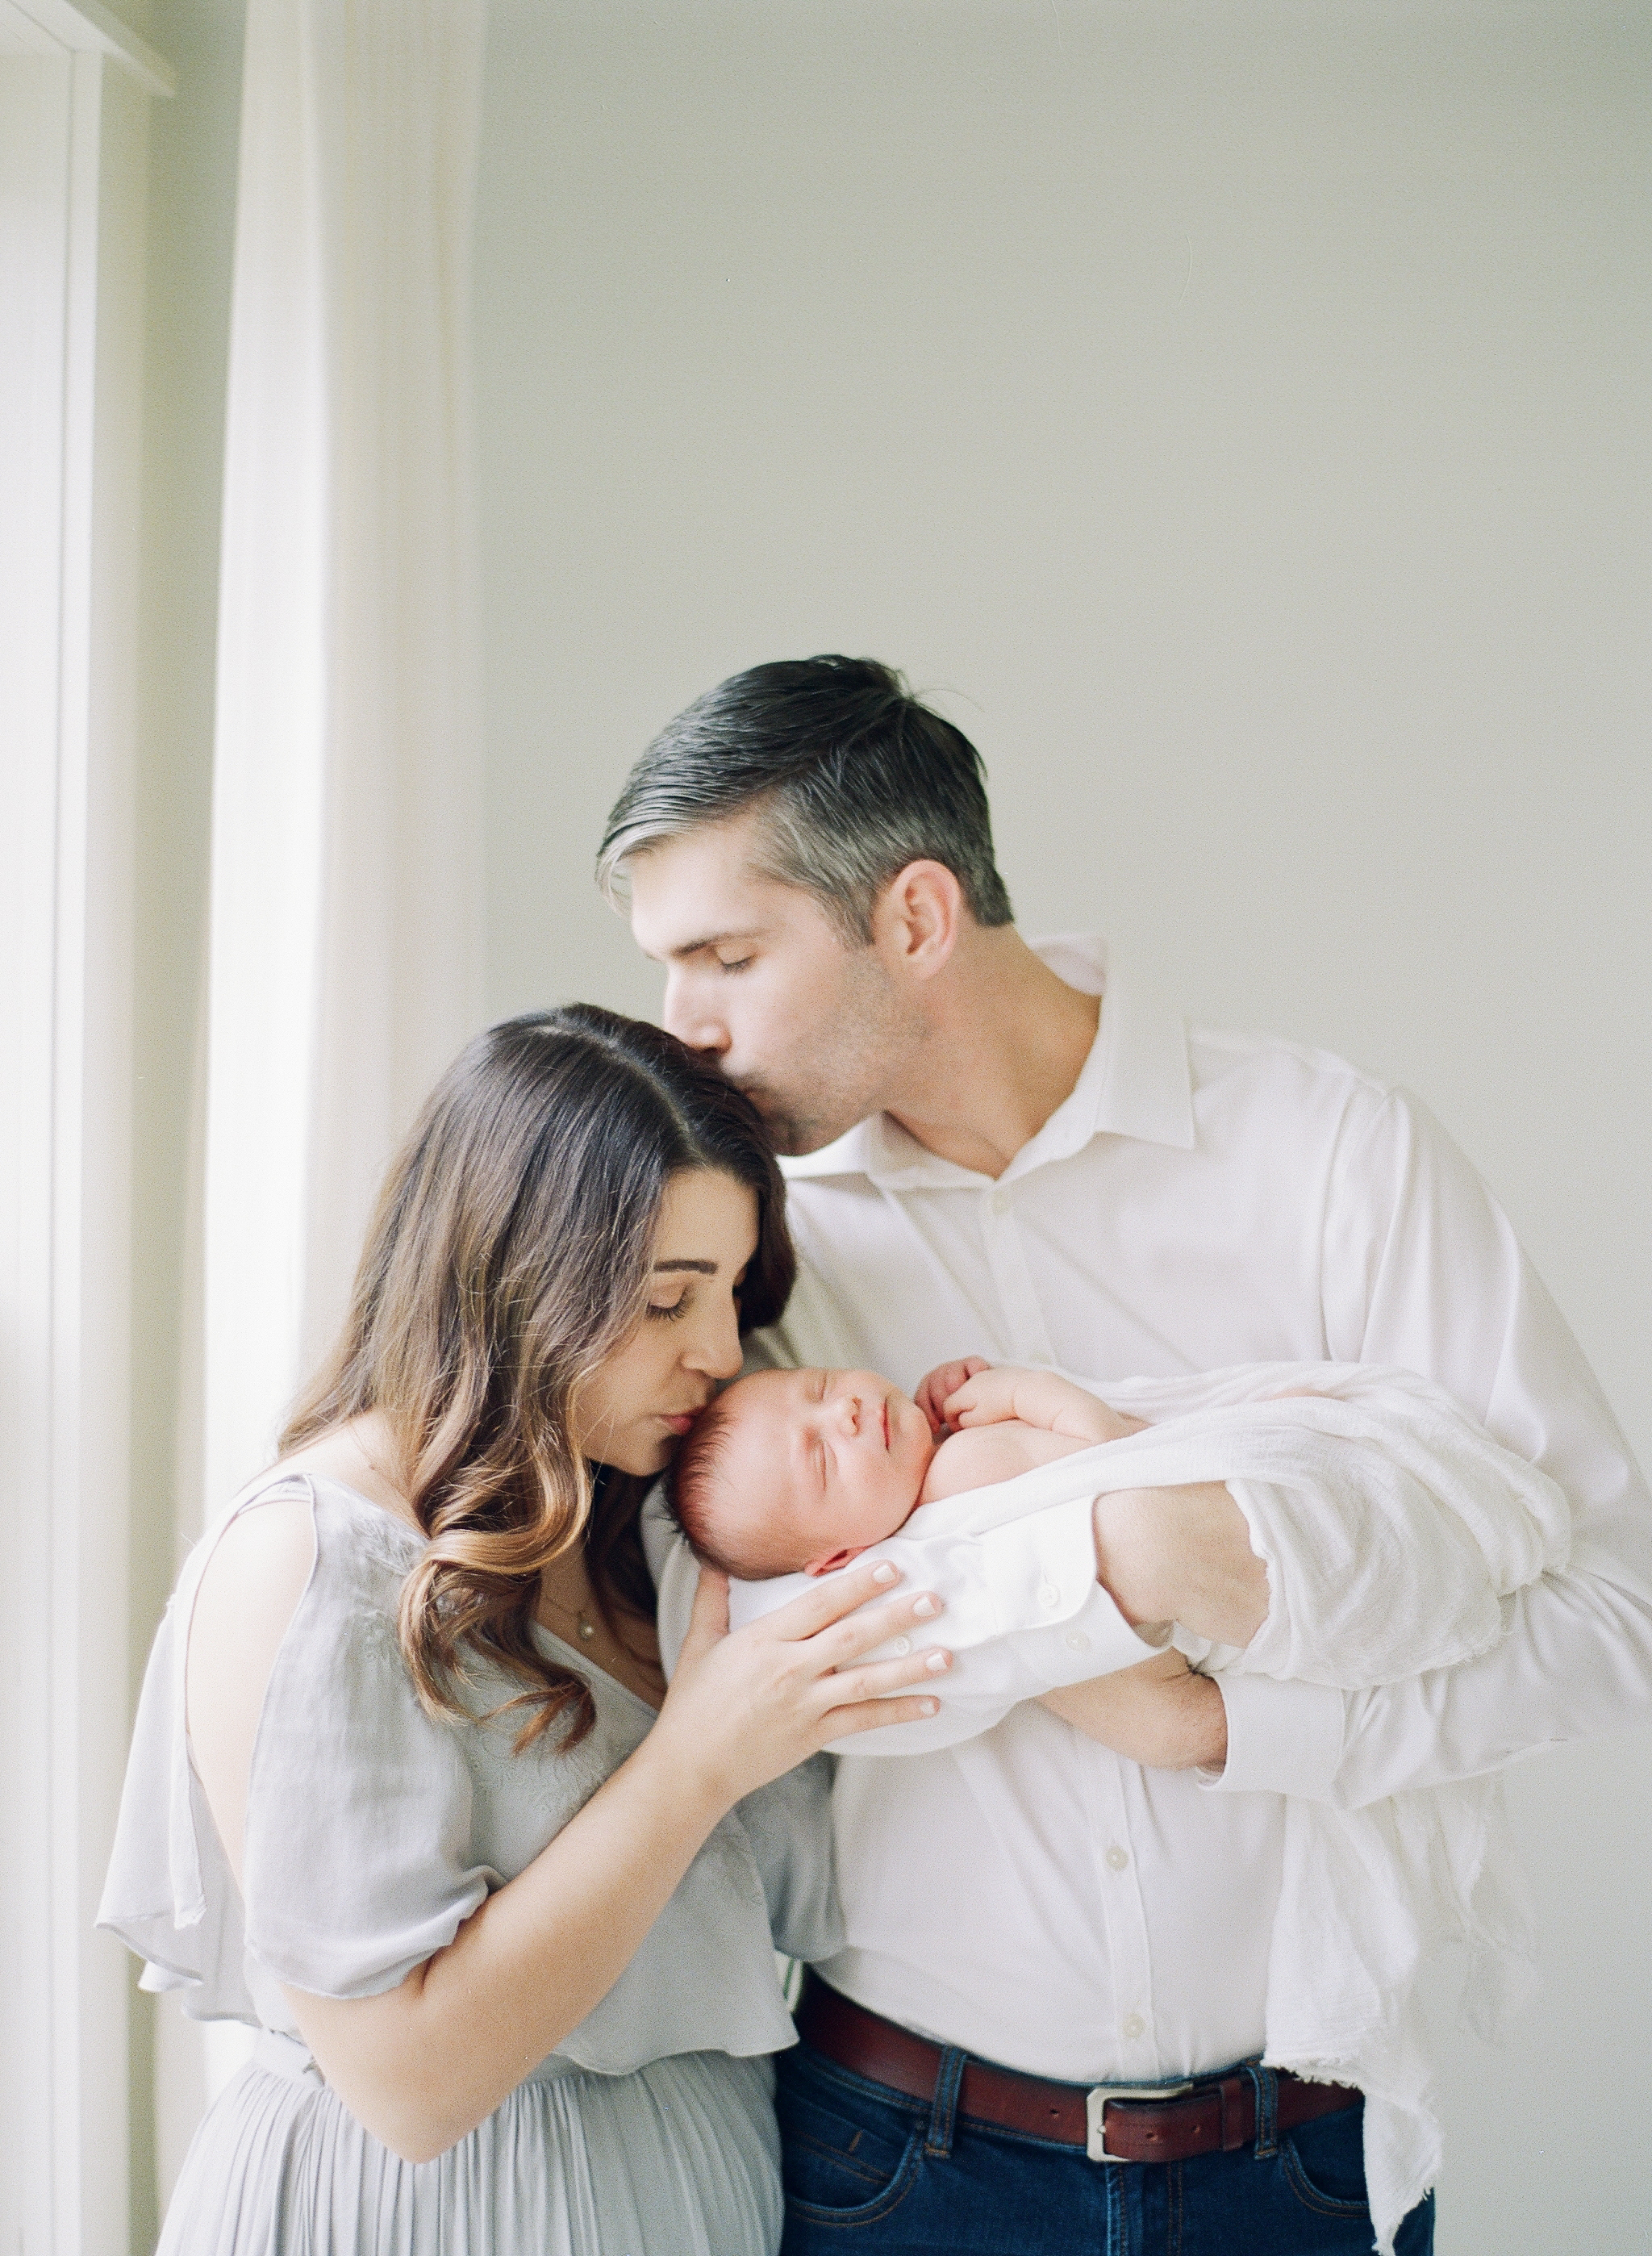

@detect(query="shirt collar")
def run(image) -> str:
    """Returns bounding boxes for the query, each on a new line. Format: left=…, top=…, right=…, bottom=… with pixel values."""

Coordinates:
left=781, top=934, right=1195, bottom=1190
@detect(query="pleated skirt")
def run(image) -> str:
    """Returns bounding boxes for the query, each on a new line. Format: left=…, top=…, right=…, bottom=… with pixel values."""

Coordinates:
left=157, top=2033, right=783, bottom=2256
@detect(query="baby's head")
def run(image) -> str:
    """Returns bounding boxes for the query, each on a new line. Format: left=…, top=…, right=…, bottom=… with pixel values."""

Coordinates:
left=666, top=1367, right=937, bottom=1581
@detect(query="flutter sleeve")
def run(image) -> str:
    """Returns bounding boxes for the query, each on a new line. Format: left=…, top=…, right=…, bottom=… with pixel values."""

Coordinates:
left=98, top=1480, right=497, bottom=2019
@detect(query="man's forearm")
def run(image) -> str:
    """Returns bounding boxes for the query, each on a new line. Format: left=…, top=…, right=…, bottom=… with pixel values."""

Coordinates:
left=1041, top=1660, right=1229, bottom=1772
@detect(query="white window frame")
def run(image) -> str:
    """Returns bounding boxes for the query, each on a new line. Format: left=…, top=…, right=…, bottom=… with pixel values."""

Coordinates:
left=0, top=6, right=173, bottom=2250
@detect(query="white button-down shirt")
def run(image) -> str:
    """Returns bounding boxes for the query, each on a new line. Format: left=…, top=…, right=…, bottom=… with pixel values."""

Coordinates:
left=750, top=934, right=1652, bottom=2083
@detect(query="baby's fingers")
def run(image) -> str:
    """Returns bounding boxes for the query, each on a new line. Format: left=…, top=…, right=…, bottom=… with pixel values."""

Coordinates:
left=941, top=1371, right=1007, bottom=1427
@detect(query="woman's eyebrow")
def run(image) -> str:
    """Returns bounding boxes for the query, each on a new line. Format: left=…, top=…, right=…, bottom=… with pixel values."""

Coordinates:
left=653, top=1257, right=717, bottom=1274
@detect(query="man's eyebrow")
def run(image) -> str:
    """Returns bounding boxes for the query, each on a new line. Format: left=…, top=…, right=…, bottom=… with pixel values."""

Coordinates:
left=659, top=926, right=768, bottom=962
left=653, top=1258, right=718, bottom=1274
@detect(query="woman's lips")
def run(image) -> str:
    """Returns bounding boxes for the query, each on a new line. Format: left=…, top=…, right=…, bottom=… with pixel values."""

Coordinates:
left=659, top=1411, right=697, bottom=1435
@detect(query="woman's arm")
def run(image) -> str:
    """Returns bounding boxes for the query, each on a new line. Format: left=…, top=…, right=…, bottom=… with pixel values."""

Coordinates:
left=188, top=1504, right=949, bottom=2162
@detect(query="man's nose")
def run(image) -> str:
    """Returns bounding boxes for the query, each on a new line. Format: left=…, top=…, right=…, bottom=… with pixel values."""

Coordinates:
left=661, top=973, right=729, bottom=1055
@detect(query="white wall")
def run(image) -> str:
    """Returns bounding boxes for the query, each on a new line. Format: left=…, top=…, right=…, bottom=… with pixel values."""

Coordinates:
left=474, top=6, right=1652, bottom=2251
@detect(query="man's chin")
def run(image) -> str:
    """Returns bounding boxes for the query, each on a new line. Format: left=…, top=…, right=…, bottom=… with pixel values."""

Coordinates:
left=732, top=1083, right=854, bottom=1159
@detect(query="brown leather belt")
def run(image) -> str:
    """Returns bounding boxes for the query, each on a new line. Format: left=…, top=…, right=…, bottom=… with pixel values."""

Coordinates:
left=795, top=1975, right=1359, bottom=2165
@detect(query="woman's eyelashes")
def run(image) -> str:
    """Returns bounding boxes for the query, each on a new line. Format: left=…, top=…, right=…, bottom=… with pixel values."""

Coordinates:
left=646, top=1292, right=690, bottom=1322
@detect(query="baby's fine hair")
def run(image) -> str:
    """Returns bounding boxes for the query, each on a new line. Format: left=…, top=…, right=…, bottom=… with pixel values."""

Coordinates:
left=665, top=1389, right=791, bottom=1582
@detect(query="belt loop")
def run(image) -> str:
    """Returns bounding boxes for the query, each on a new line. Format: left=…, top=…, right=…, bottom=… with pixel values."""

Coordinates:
left=1241, top=2060, right=1278, bottom=2160
left=925, top=2045, right=966, bottom=2159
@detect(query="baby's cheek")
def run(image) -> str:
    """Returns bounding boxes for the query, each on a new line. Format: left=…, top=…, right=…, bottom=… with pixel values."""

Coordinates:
left=870, top=1461, right=921, bottom=1535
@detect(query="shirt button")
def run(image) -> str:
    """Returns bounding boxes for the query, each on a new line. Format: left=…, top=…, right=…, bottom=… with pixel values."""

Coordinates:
left=1121, top=2013, right=1146, bottom=2041
left=1107, top=1845, right=1129, bottom=1872
left=1065, top=1630, right=1091, bottom=1652
left=891, top=1636, right=912, bottom=1656
left=1038, top=1583, right=1061, bottom=1611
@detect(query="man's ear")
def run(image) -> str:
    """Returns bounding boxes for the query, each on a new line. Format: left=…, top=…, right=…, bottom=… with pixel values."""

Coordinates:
left=870, top=861, right=963, bottom=984
left=803, top=1544, right=868, bottom=1577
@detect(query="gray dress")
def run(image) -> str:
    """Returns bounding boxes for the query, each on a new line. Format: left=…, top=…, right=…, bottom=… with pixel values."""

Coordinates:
left=98, top=1474, right=840, bottom=2255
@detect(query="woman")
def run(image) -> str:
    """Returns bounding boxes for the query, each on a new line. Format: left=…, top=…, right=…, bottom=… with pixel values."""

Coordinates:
left=99, top=1006, right=949, bottom=2254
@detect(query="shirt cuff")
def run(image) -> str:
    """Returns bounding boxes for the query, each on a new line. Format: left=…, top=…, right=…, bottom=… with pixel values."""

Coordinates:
left=973, top=1494, right=1162, bottom=1683
left=1202, top=1674, right=1347, bottom=1799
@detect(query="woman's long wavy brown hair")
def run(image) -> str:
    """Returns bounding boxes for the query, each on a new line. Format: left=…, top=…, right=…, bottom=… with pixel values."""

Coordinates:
left=280, top=1005, right=795, bottom=1748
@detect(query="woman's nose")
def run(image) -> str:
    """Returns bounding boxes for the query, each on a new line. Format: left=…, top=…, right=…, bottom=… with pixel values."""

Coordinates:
left=686, top=1295, right=743, bottom=1381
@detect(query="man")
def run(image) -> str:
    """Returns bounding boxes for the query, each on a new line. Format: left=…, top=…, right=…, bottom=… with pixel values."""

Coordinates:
left=599, top=654, right=1652, bottom=2254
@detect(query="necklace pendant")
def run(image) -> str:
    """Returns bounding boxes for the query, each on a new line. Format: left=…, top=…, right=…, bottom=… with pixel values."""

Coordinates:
left=577, top=1613, right=596, bottom=1642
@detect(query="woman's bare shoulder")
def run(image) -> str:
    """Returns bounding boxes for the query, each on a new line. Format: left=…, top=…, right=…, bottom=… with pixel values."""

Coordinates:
left=187, top=1488, right=319, bottom=1882
left=190, top=1489, right=319, bottom=1684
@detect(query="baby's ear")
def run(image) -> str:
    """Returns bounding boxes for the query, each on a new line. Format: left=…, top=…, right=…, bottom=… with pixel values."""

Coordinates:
left=803, top=1544, right=867, bottom=1578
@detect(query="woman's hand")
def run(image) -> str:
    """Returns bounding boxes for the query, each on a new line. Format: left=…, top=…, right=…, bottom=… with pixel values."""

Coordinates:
left=1040, top=1648, right=1229, bottom=1772
left=943, top=1364, right=1147, bottom=1444
left=653, top=1561, right=953, bottom=1807
left=286, top=1560, right=951, bottom=2162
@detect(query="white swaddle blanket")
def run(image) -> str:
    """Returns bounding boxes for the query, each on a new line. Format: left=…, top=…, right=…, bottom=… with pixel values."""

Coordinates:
left=717, top=1361, right=1570, bottom=2254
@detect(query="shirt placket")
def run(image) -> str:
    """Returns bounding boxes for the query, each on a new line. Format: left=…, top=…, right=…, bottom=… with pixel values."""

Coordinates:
left=982, top=1180, right=1165, bottom=2077
left=978, top=1183, right=1058, bottom=1365
left=1078, top=1740, right=1165, bottom=2080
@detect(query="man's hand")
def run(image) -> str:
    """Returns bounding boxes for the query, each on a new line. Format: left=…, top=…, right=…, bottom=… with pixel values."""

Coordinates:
left=914, top=1356, right=992, bottom=1434
left=944, top=1364, right=1147, bottom=1445
left=1040, top=1650, right=1229, bottom=1773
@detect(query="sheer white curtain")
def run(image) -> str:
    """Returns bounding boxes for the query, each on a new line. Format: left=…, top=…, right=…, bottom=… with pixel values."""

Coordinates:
left=204, top=0, right=488, bottom=1521
left=180, top=0, right=488, bottom=2137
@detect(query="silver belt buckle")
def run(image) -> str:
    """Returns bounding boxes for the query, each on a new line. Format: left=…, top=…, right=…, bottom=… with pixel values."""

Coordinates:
left=1085, top=2080, right=1195, bottom=2163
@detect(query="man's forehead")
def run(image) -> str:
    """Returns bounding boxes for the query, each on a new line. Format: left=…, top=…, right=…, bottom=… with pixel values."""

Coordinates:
left=625, top=829, right=816, bottom=958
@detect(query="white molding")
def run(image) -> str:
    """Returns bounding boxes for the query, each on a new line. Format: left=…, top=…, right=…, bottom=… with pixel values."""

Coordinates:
left=2, top=0, right=175, bottom=96
left=0, top=37, right=156, bottom=2254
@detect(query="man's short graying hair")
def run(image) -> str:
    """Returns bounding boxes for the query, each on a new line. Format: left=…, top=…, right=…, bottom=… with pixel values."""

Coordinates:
left=597, top=655, right=1014, bottom=944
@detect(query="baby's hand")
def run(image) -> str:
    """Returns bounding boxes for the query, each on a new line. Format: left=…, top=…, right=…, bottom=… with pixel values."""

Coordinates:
left=944, top=1366, right=1147, bottom=1445
left=914, top=1356, right=992, bottom=1435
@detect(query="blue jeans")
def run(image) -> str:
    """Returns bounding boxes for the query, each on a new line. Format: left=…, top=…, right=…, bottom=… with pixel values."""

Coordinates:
left=775, top=2041, right=1435, bottom=2255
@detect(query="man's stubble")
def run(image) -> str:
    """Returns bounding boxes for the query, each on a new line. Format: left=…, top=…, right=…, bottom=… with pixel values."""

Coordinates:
left=733, top=946, right=928, bottom=1159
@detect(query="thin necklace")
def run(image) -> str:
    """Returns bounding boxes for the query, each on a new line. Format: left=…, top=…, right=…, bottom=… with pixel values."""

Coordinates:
left=540, top=1585, right=599, bottom=1645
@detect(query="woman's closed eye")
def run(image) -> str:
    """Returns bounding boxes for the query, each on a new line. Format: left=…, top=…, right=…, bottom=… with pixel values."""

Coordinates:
left=646, top=1292, right=690, bottom=1322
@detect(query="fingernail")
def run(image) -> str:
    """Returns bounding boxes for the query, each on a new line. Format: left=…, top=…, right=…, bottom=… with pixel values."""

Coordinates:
left=912, top=1594, right=938, bottom=1617
left=871, top=1562, right=899, bottom=1584
left=924, top=1649, right=950, bottom=1673
left=920, top=1698, right=939, bottom=1715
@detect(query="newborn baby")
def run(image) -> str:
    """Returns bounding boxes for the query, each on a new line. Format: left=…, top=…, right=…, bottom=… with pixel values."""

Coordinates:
left=666, top=1358, right=1142, bottom=1579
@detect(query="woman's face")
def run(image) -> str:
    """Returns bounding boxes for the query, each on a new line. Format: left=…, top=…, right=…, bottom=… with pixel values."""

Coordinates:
left=573, top=1168, right=761, bottom=1476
